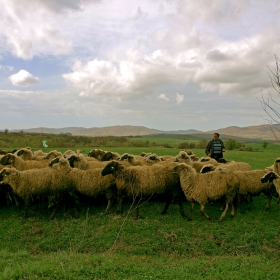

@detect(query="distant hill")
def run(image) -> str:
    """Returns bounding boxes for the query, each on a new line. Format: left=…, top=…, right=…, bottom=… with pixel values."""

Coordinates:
left=10, top=127, right=87, bottom=134
left=5, top=124, right=280, bottom=140
left=204, top=124, right=280, bottom=141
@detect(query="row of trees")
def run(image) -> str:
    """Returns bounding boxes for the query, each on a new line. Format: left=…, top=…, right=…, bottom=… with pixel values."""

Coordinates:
left=0, top=132, right=269, bottom=150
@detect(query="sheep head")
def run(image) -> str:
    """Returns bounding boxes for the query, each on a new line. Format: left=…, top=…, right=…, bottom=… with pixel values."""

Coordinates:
left=172, top=163, right=191, bottom=174
left=67, top=154, right=80, bottom=168
left=0, top=167, right=15, bottom=182
left=0, top=154, right=15, bottom=165
left=261, top=171, right=280, bottom=183
left=101, top=160, right=123, bottom=176
left=101, top=151, right=117, bottom=161
left=200, top=164, right=216, bottom=174
left=49, top=157, right=60, bottom=167
left=88, top=149, right=106, bottom=160
left=218, top=158, right=228, bottom=163
left=119, top=153, right=129, bottom=161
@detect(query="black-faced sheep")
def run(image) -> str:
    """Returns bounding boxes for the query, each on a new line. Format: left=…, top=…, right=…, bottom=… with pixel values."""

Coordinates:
left=100, top=151, right=120, bottom=161
left=88, top=149, right=107, bottom=160
left=118, top=153, right=148, bottom=166
left=261, top=171, right=280, bottom=204
left=200, top=164, right=276, bottom=211
left=172, top=163, right=239, bottom=221
left=44, top=150, right=63, bottom=160
left=101, top=161, right=186, bottom=219
left=68, top=154, right=108, bottom=170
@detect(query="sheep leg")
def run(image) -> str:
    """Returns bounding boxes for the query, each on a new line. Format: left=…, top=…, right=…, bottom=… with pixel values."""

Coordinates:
left=265, top=195, right=272, bottom=211
left=104, top=199, right=112, bottom=214
left=49, top=207, right=56, bottom=220
left=199, top=204, right=211, bottom=220
left=187, top=201, right=195, bottom=221
left=161, top=196, right=173, bottom=215
left=219, top=202, right=229, bottom=221
left=116, top=194, right=124, bottom=215
left=178, top=199, right=186, bottom=218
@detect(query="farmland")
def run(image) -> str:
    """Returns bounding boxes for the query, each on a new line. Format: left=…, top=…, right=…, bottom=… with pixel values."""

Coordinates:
left=0, top=133, right=280, bottom=279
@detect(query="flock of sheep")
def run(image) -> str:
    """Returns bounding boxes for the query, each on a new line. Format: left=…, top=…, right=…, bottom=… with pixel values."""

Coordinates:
left=0, top=147, right=279, bottom=221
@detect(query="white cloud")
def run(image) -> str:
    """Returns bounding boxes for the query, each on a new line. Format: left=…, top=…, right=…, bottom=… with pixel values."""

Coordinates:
left=9, top=70, right=40, bottom=86
left=176, top=93, right=184, bottom=104
left=158, top=93, right=169, bottom=101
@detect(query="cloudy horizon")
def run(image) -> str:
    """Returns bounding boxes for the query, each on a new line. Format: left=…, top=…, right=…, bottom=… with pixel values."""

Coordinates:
left=1, top=0, right=279, bottom=131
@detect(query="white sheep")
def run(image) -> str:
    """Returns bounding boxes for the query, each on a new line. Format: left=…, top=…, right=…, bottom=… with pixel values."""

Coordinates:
left=0, top=167, right=79, bottom=219
left=172, top=163, right=239, bottom=221
left=0, top=153, right=50, bottom=170
left=49, top=156, right=117, bottom=213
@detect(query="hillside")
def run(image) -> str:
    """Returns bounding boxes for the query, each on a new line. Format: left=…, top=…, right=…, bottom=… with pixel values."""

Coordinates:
left=204, top=124, right=280, bottom=141
left=5, top=124, right=280, bottom=140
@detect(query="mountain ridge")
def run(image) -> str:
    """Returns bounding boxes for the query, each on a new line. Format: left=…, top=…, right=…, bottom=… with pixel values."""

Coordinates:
left=5, top=124, right=280, bottom=140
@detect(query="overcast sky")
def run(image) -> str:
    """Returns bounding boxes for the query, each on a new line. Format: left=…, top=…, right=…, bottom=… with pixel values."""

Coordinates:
left=0, top=0, right=279, bottom=132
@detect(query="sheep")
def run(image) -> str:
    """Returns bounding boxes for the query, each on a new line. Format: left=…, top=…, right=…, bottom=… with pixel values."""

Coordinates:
left=174, top=151, right=192, bottom=164
left=0, top=153, right=50, bottom=170
left=101, top=161, right=186, bottom=219
left=0, top=167, right=79, bottom=219
left=172, top=163, right=239, bottom=221
left=200, top=164, right=276, bottom=211
left=200, top=161, right=253, bottom=173
left=44, top=150, right=63, bottom=160
left=118, top=153, right=148, bottom=166
left=144, top=154, right=162, bottom=165
left=261, top=171, right=280, bottom=203
left=68, top=154, right=109, bottom=169
left=140, top=152, right=152, bottom=157
left=100, top=151, right=120, bottom=161
left=234, top=169, right=278, bottom=210
left=63, top=149, right=81, bottom=158
left=50, top=156, right=117, bottom=213
left=173, top=152, right=216, bottom=172
left=88, top=149, right=107, bottom=160
left=273, top=158, right=280, bottom=175
left=15, top=148, right=34, bottom=160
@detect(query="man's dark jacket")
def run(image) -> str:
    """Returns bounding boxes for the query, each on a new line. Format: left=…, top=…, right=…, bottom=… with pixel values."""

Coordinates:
left=205, top=139, right=225, bottom=158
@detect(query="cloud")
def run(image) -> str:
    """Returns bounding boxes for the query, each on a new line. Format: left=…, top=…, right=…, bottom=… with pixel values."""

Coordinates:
left=176, top=93, right=184, bottom=104
left=9, top=70, right=40, bottom=86
left=158, top=93, right=169, bottom=101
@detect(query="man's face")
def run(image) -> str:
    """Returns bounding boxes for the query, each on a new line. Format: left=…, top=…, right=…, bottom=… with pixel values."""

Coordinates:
left=213, top=134, right=219, bottom=140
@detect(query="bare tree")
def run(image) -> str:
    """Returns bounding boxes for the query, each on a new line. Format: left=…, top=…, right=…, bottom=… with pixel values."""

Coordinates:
left=259, top=54, right=280, bottom=141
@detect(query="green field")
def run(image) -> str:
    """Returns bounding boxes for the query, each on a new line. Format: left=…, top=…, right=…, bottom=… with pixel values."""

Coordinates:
left=0, top=140, right=280, bottom=279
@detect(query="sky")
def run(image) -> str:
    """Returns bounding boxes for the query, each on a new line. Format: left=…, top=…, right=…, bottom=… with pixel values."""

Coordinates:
left=0, top=0, right=280, bottom=132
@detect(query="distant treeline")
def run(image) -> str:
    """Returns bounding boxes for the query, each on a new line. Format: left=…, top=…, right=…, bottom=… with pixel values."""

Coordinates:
left=0, top=131, right=204, bottom=149
left=0, top=131, right=266, bottom=151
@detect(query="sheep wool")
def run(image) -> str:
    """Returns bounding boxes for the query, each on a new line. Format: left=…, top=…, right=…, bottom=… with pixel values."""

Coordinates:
left=172, top=163, right=239, bottom=221
left=101, top=161, right=186, bottom=219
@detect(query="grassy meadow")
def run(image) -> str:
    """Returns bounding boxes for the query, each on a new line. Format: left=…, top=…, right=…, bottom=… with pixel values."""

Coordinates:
left=0, top=137, right=280, bottom=279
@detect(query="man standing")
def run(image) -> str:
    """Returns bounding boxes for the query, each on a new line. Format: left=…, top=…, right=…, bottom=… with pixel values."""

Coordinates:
left=205, top=133, right=225, bottom=161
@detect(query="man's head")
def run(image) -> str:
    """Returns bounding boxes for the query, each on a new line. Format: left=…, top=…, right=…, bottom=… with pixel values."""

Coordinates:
left=213, top=133, right=219, bottom=140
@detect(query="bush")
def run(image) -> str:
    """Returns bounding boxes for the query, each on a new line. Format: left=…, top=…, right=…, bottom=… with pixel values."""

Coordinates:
left=177, top=142, right=196, bottom=149
left=224, top=139, right=243, bottom=150
left=196, top=139, right=208, bottom=149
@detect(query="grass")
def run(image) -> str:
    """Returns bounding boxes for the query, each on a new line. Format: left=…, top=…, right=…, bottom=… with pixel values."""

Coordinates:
left=1, top=143, right=280, bottom=279
left=0, top=195, right=280, bottom=279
